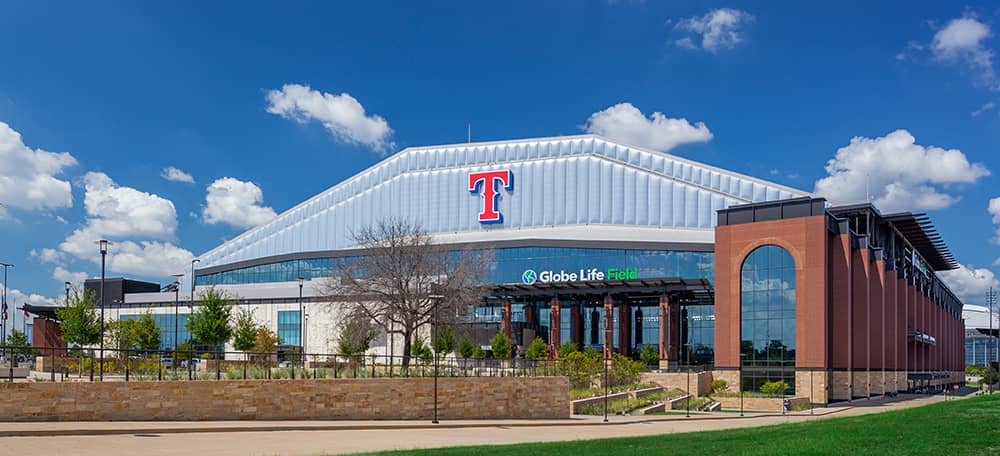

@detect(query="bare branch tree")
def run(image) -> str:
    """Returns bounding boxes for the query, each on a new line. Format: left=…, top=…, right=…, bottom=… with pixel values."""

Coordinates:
left=323, top=218, right=492, bottom=369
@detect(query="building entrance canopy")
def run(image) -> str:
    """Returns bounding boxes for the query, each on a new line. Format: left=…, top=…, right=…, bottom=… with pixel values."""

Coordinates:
left=488, top=277, right=713, bottom=302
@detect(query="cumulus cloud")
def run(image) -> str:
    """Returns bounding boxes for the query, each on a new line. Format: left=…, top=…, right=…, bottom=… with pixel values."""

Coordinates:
left=203, top=177, right=277, bottom=229
left=813, top=130, right=989, bottom=212
left=53, top=172, right=193, bottom=278
left=266, top=83, right=395, bottom=154
left=31, top=248, right=64, bottom=264
left=931, top=15, right=997, bottom=89
left=52, top=266, right=88, bottom=285
left=161, top=166, right=194, bottom=183
left=584, top=103, right=713, bottom=153
left=82, top=172, right=178, bottom=239
left=0, top=121, right=77, bottom=211
left=989, top=196, right=1000, bottom=246
left=674, top=8, right=754, bottom=52
left=939, top=264, right=1000, bottom=304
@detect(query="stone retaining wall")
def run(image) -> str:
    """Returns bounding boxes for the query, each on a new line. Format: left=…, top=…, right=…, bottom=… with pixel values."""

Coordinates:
left=640, top=371, right=712, bottom=396
left=713, top=395, right=808, bottom=412
left=0, top=376, right=569, bottom=422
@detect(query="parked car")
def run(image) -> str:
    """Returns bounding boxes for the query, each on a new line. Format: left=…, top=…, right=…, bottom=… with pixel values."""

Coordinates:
left=161, top=357, right=173, bottom=368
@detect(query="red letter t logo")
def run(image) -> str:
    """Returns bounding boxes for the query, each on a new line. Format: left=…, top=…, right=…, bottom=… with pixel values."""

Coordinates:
left=468, top=170, right=513, bottom=224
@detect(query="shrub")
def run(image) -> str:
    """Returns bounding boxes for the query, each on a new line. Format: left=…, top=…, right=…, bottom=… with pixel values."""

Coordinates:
left=200, top=352, right=213, bottom=360
left=474, top=346, right=487, bottom=360
left=525, top=337, right=548, bottom=361
left=489, top=331, right=512, bottom=359
left=639, top=345, right=659, bottom=367
left=559, top=341, right=578, bottom=358
left=760, top=380, right=790, bottom=396
left=711, top=379, right=730, bottom=393
left=610, top=354, right=644, bottom=386
left=561, top=350, right=603, bottom=388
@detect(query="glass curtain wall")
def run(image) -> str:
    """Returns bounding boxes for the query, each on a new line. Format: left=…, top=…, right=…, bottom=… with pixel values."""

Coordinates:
left=740, top=245, right=797, bottom=393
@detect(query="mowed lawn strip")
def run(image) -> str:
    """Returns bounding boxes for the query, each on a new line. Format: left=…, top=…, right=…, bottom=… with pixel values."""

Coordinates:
left=361, top=394, right=1000, bottom=456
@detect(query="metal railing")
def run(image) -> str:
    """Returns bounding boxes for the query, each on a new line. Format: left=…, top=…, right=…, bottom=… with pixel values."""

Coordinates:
left=0, top=345, right=566, bottom=383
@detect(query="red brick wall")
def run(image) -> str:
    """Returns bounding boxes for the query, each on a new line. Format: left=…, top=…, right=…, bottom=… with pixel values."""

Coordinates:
left=714, top=215, right=828, bottom=369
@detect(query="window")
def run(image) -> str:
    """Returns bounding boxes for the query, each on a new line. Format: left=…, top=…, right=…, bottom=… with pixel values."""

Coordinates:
left=277, top=311, right=301, bottom=346
left=740, top=245, right=796, bottom=393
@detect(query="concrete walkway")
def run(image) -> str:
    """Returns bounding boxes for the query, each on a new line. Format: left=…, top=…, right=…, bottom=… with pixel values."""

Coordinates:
left=0, top=393, right=968, bottom=455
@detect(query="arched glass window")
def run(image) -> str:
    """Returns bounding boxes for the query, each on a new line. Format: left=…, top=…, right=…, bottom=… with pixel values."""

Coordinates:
left=740, top=245, right=796, bottom=394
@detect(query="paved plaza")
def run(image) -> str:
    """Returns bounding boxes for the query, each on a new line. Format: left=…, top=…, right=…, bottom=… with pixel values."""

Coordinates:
left=0, top=393, right=963, bottom=455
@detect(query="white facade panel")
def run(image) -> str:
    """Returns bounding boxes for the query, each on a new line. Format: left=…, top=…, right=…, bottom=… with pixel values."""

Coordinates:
left=192, top=135, right=808, bottom=277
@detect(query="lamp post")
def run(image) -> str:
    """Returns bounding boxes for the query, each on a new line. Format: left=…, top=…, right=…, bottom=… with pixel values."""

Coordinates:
left=1, top=263, right=12, bottom=354
left=686, top=346, right=691, bottom=418
left=603, top=302, right=610, bottom=423
left=96, top=240, right=109, bottom=381
left=739, top=353, right=745, bottom=417
left=172, top=276, right=182, bottom=374
left=297, top=277, right=305, bottom=365
left=64, top=282, right=70, bottom=305
left=429, top=293, right=444, bottom=424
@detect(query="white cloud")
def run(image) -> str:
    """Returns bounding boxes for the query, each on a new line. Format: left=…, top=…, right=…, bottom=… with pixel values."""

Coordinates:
left=939, top=264, right=1000, bottom=304
left=989, top=196, right=1000, bottom=245
left=7, top=288, right=57, bottom=307
left=53, top=172, right=194, bottom=278
left=52, top=266, right=88, bottom=285
left=266, top=83, right=395, bottom=154
left=31, top=248, right=64, bottom=264
left=931, top=15, right=997, bottom=90
left=0, top=121, right=76, bottom=211
left=203, top=177, right=277, bottom=229
left=584, top=103, right=713, bottom=153
left=813, top=130, right=989, bottom=212
left=161, top=166, right=194, bottom=183
left=82, top=172, right=178, bottom=240
left=674, top=8, right=754, bottom=52
left=971, top=101, right=995, bottom=117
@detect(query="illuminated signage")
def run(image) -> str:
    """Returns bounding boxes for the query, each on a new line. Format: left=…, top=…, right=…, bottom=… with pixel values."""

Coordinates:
left=521, top=267, right=638, bottom=285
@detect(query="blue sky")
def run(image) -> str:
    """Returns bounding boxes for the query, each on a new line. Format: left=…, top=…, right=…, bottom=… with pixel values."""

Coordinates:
left=1, top=1, right=1000, bottom=325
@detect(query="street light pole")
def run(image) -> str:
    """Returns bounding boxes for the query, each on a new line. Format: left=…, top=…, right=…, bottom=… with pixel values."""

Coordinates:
left=739, top=353, right=745, bottom=417
left=298, top=277, right=305, bottom=365
left=686, top=346, right=691, bottom=418
left=603, top=302, right=609, bottom=423
left=173, top=277, right=181, bottom=374
left=430, top=294, right=444, bottom=424
left=97, top=240, right=109, bottom=381
left=0, top=263, right=12, bottom=355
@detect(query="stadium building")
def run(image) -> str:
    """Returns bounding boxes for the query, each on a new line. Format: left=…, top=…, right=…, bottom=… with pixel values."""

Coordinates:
left=38, top=135, right=968, bottom=403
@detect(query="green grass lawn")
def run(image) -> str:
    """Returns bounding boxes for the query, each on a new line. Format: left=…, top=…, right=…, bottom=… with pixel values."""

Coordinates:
left=363, top=394, right=1000, bottom=456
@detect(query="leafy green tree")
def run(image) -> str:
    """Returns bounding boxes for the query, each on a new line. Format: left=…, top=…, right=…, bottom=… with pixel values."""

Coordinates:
left=489, top=331, right=512, bottom=359
left=560, top=350, right=603, bottom=388
left=457, top=333, right=476, bottom=359
left=559, top=341, right=578, bottom=358
left=336, top=308, right=376, bottom=356
left=411, top=335, right=433, bottom=363
left=173, top=340, right=195, bottom=363
left=474, top=346, right=487, bottom=360
left=134, top=312, right=161, bottom=353
left=525, top=337, right=547, bottom=361
left=639, top=345, right=659, bottom=366
left=105, top=319, right=139, bottom=360
left=253, top=326, right=281, bottom=353
left=5, top=330, right=36, bottom=366
left=186, top=287, right=234, bottom=351
left=433, top=325, right=457, bottom=355
left=55, top=288, right=101, bottom=376
left=232, top=309, right=258, bottom=357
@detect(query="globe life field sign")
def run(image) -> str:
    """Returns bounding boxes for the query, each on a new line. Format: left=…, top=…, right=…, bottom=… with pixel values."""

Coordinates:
left=521, top=267, right=638, bottom=285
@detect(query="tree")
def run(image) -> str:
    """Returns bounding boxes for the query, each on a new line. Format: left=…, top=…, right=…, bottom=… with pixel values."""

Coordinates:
left=559, top=341, right=578, bottom=358
left=323, top=218, right=492, bottom=369
left=134, top=312, right=161, bottom=353
left=490, top=331, right=512, bottom=359
left=105, top=319, right=139, bottom=361
left=760, top=380, right=790, bottom=396
left=253, top=326, right=281, bottom=353
left=639, top=345, right=659, bottom=367
left=55, top=287, right=101, bottom=376
left=5, top=330, right=36, bottom=366
left=187, top=287, right=234, bottom=350
left=525, top=337, right=547, bottom=361
left=457, top=333, right=476, bottom=359
left=433, top=325, right=457, bottom=355
left=411, top=335, right=433, bottom=363
left=336, top=307, right=376, bottom=356
left=232, top=308, right=258, bottom=358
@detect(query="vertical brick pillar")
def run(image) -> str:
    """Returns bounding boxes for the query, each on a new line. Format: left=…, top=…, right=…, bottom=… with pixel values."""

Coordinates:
left=549, top=297, right=561, bottom=359
left=502, top=300, right=512, bottom=339
left=619, top=301, right=630, bottom=356
left=659, top=295, right=669, bottom=368
left=603, top=295, right=614, bottom=360
left=525, top=304, right=537, bottom=325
